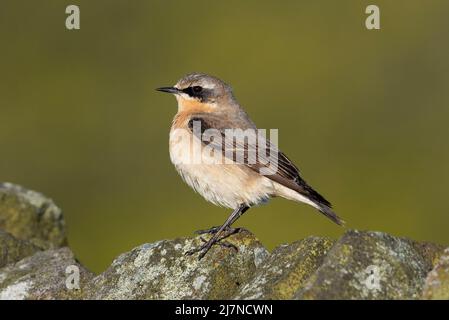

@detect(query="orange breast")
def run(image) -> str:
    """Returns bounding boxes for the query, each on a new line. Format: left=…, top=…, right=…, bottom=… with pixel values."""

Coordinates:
left=172, top=97, right=214, bottom=129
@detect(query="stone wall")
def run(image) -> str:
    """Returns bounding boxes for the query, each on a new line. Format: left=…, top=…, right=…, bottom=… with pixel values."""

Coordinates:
left=0, top=183, right=448, bottom=300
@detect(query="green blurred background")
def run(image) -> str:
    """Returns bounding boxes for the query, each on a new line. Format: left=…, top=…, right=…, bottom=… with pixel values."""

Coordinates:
left=1, top=1, right=448, bottom=273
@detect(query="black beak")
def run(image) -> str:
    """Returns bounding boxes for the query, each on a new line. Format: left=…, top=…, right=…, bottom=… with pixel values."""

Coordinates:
left=156, top=87, right=180, bottom=94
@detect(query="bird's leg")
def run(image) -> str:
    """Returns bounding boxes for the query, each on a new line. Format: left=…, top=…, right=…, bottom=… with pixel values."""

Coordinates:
left=194, top=205, right=250, bottom=236
left=185, top=205, right=250, bottom=260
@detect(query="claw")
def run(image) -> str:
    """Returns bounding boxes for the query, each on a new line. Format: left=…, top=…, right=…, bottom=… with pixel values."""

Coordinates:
left=188, top=209, right=249, bottom=259
left=184, top=234, right=239, bottom=260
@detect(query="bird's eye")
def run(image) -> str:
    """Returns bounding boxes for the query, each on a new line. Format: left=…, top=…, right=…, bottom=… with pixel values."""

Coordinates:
left=192, top=86, right=203, bottom=93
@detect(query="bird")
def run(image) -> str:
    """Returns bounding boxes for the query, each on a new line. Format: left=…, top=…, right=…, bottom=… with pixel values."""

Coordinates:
left=156, top=73, right=344, bottom=259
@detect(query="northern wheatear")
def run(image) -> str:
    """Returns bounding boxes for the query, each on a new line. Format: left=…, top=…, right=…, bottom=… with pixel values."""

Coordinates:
left=157, top=73, right=344, bottom=259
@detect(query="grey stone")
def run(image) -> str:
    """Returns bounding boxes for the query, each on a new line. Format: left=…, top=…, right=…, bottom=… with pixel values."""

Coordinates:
left=0, top=247, right=94, bottom=300
left=1, top=183, right=447, bottom=300
left=295, top=230, right=438, bottom=300
left=0, top=230, right=40, bottom=268
left=235, top=237, right=334, bottom=299
left=86, top=230, right=269, bottom=300
left=0, top=183, right=66, bottom=249
left=422, top=247, right=449, bottom=299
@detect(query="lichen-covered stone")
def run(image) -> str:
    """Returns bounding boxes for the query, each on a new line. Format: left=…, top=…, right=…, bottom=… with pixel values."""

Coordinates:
left=422, top=248, right=449, bottom=299
left=86, top=230, right=269, bottom=300
left=410, top=240, right=446, bottom=269
left=295, top=230, right=439, bottom=300
left=235, top=237, right=334, bottom=299
left=0, top=227, right=446, bottom=300
left=0, top=230, right=40, bottom=268
left=0, top=183, right=66, bottom=249
left=1, top=182, right=448, bottom=300
left=0, top=247, right=94, bottom=300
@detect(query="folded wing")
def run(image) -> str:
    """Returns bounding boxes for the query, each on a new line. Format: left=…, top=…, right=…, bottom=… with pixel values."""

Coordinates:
left=187, top=113, right=344, bottom=225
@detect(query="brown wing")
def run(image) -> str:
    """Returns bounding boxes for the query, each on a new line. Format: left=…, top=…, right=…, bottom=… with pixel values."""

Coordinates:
left=187, top=114, right=344, bottom=225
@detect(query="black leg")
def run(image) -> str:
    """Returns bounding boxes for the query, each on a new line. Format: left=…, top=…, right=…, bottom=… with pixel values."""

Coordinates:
left=227, top=205, right=249, bottom=226
left=185, top=204, right=250, bottom=260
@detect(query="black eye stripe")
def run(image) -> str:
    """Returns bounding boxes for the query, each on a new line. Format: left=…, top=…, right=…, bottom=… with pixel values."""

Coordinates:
left=183, top=86, right=205, bottom=98
left=192, top=86, right=202, bottom=93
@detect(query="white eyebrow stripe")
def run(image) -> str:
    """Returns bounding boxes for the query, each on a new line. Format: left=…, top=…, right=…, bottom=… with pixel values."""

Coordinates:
left=200, top=84, right=216, bottom=89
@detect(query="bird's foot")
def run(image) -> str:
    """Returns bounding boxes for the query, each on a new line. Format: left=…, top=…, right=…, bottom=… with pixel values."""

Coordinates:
left=194, top=226, right=247, bottom=238
left=187, top=225, right=247, bottom=260
left=194, top=225, right=221, bottom=235
left=185, top=236, right=238, bottom=260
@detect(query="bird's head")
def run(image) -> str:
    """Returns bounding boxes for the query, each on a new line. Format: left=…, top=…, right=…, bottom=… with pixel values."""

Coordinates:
left=156, top=73, right=236, bottom=113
